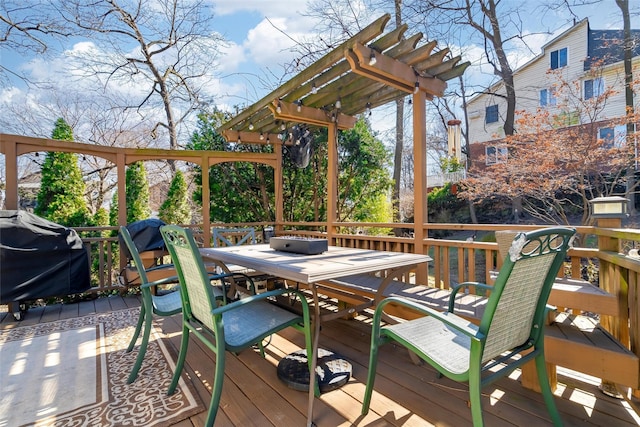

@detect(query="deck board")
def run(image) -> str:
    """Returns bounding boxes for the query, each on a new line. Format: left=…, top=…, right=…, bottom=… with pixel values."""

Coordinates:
left=1, top=295, right=639, bottom=426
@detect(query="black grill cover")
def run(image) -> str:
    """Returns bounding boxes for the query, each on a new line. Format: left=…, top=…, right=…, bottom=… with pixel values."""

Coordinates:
left=120, top=218, right=166, bottom=260
left=0, top=210, right=91, bottom=303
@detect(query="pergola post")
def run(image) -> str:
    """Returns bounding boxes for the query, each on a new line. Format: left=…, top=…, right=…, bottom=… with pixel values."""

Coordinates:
left=202, top=154, right=211, bottom=246
left=327, top=122, right=339, bottom=242
left=116, top=153, right=126, bottom=227
left=413, top=90, right=429, bottom=284
left=275, top=139, right=284, bottom=235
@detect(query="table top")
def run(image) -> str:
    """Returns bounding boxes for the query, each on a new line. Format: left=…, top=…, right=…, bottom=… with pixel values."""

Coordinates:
left=200, top=244, right=431, bottom=284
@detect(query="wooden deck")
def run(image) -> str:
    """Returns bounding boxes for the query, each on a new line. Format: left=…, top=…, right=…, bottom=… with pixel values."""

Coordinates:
left=2, top=295, right=640, bottom=427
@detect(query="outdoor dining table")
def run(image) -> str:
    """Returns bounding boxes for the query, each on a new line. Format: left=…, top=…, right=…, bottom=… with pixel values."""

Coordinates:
left=199, top=243, right=432, bottom=426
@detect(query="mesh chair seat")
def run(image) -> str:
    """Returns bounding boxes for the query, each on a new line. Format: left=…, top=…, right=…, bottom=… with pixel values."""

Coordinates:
left=222, top=299, right=302, bottom=350
left=151, top=291, right=182, bottom=314
left=385, top=313, right=477, bottom=375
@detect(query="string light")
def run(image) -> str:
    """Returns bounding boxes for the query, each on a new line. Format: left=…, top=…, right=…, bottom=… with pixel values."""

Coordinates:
left=369, top=50, right=377, bottom=66
left=365, top=102, right=372, bottom=116
left=296, top=99, right=302, bottom=112
left=335, top=97, right=341, bottom=109
left=248, top=122, right=254, bottom=130
left=414, top=80, right=420, bottom=94
left=276, top=100, right=282, bottom=114
left=237, top=135, right=241, bottom=144
left=281, top=122, right=286, bottom=131
left=259, top=132, right=264, bottom=141
left=311, top=82, right=318, bottom=94
left=331, top=112, right=336, bottom=122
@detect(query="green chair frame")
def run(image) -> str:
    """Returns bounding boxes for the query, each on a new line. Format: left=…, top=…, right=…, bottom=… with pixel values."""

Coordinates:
left=120, top=225, right=184, bottom=384
left=160, top=225, right=314, bottom=427
left=362, top=227, right=576, bottom=427
left=121, top=226, right=239, bottom=384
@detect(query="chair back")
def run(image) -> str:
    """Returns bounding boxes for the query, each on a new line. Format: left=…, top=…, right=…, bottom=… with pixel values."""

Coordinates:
left=212, top=227, right=256, bottom=247
left=119, top=226, right=150, bottom=285
left=495, top=230, right=519, bottom=261
left=161, top=225, right=219, bottom=332
left=479, top=228, right=575, bottom=363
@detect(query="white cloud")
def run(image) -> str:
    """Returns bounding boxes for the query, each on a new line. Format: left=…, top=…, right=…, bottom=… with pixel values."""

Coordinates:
left=244, top=18, right=300, bottom=67
left=217, top=41, right=246, bottom=73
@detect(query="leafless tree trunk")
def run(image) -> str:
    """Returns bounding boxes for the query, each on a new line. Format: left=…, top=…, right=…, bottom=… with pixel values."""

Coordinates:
left=616, top=0, right=637, bottom=212
left=392, top=0, right=405, bottom=230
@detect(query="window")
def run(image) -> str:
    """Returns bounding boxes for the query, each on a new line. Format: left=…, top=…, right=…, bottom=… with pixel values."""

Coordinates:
left=550, top=47, right=567, bottom=69
left=553, top=110, right=580, bottom=127
left=485, top=104, right=499, bottom=124
left=584, top=77, right=604, bottom=100
left=599, top=125, right=629, bottom=148
left=539, top=88, right=557, bottom=107
left=485, top=146, right=508, bottom=165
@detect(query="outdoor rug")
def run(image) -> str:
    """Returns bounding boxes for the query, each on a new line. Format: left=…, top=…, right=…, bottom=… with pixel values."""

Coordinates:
left=0, top=307, right=203, bottom=427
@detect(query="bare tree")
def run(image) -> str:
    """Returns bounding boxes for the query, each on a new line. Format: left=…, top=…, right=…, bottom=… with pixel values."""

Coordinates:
left=406, top=0, right=545, bottom=138
left=0, top=1, right=71, bottom=85
left=58, top=0, right=224, bottom=151
left=616, top=0, right=637, bottom=211
left=295, top=0, right=372, bottom=66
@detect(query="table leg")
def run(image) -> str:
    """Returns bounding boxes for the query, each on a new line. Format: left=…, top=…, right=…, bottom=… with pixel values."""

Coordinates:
left=307, top=284, right=321, bottom=426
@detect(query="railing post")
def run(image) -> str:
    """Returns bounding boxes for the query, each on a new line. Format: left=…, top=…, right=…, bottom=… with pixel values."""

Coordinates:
left=596, top=216, right=627, bottom=398
left=3, top=138, right=18, bottom=210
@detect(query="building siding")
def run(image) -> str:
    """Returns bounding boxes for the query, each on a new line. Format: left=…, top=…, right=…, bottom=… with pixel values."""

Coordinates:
left=467, top=19, right=638, bottom=147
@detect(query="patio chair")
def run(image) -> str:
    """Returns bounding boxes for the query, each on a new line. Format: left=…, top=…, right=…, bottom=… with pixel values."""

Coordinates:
left=120, top=226, right=236, bottom=384
left=212, top=226, right=257, bottom=247
left=160, top=225, right=314, bottom=427
left=362, top=227, right=576, bottom=427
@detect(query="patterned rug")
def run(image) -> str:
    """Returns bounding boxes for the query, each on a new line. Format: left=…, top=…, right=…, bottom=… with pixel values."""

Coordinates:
left=0, top=308, right=203, bottom=427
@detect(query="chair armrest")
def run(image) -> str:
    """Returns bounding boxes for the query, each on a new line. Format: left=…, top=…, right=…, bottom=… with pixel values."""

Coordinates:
left=141, top=275, right=180, bottom=289
left=377, top=296, right=484, bottom=341
left=211, top=287, right=309, bottom=316
left=210, top=272, right=256, bottom=304
left=144, top=263, right=175, bottom=273
left=140, top=271, right=250, bottom=292
left=448, top=281, right=492, bottom=312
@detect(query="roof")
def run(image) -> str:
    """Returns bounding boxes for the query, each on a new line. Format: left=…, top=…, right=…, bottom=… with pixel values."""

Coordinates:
left=585, top=27, right=640, bottom=70
left=217, top=14, right=469, bottom=143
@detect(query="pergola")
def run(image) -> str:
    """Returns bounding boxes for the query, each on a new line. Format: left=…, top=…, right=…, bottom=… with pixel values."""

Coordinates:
left=217, top=13, right=468, bottom=246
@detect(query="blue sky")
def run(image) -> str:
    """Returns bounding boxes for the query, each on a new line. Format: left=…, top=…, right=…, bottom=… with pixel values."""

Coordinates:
left=0, top=0, right=634, bottom=142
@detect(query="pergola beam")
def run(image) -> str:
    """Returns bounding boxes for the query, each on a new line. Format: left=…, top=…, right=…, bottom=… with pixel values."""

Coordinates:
left=222, top=130, right=282, bottom=145
left=347, top=43, right=447, bottom=97
left=268, top=100, right=356, bottom=130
